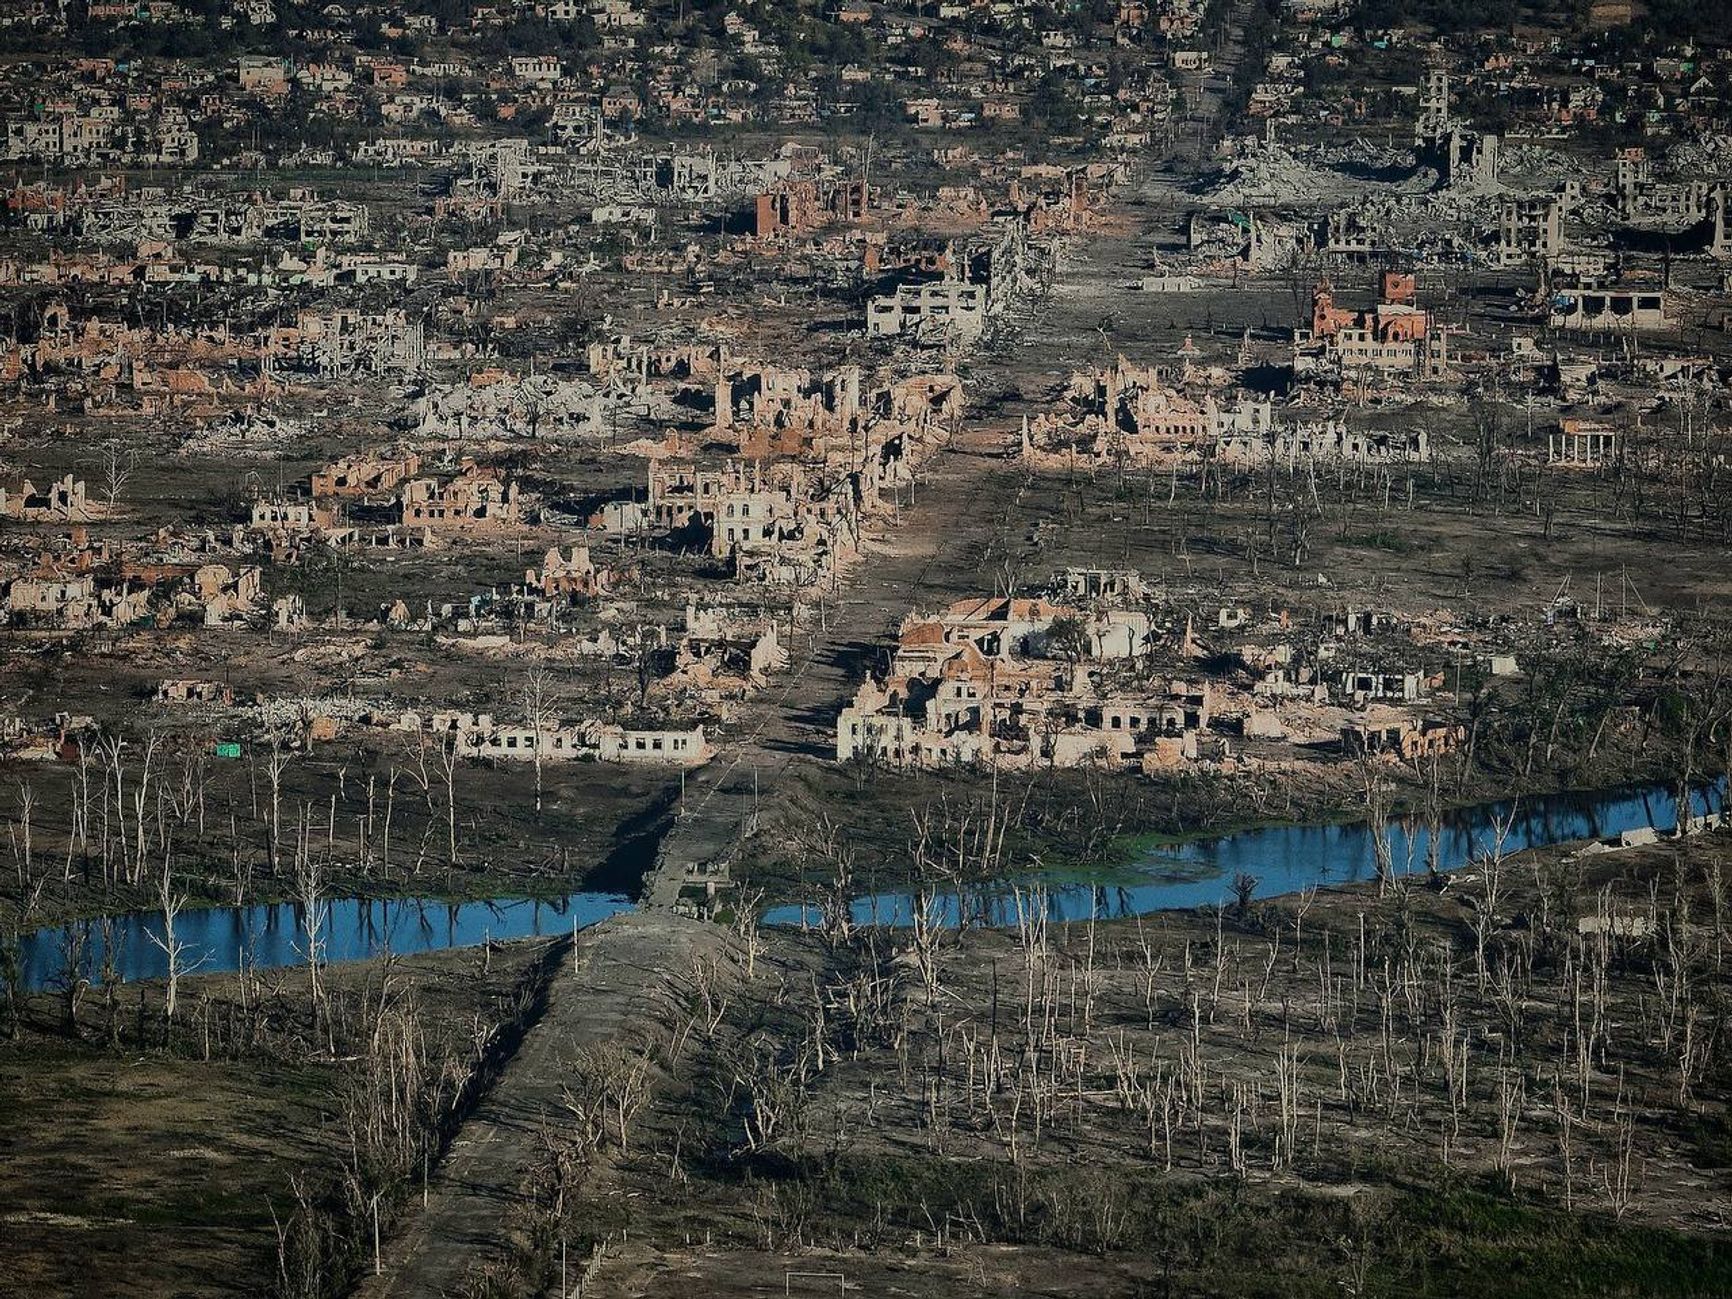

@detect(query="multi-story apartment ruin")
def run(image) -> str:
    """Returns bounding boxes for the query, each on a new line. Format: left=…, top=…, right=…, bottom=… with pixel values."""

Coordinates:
left=649, top=460, right=860, bottom=588
left=270, top=310, right=424, bottom=378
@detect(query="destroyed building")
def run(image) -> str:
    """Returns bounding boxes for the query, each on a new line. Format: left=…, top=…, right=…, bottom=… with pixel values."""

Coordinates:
left=400, top=461, right=521, bottom=531
left=524, top=545, right=610, bottom=601
left=0, top=475, right=96, bottom=522
left=411, top=372, right=605, bottom=442
left=714, top=357, right=962, bottom=489
left=867, top=217, right=1046, bottom=345
left=649, top=459, right=861, bottom=589
left=312, top=450, right=424, bottom=499
left=1548, top=419, right=1618, bottom=467
left=1295, top=273, right=1450, bottom=382
left=1021, top=356, right=1425, bottom=469
left=836, top=595, right=1206, bottom=774
left=271, top=310, right=425, bottom=378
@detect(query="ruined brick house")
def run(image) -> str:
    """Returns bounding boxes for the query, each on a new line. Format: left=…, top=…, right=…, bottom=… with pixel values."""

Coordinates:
left=5, top=570, right=151, bottom=628
left=594, top=723, right=711, bottom=765
left=1058, top=568, right=1148, bottom=603
left=190, top=563, right=263, bottom=626
left=660, top=601, right=790, bottom=699
left=270, top=309, right=424, bottom=377
left=250, top=498, right=336, bottom=533
left=716, top=358, right=962, bottom=489
left=1213, top=414, right=1429, bottom=467
left=868, top=279, right=987, bottom=342
left=405, top=708, right=712, bottom=768
left=836, top=595, right=1200, bottom=773
left=156, top=678, right=235, bottom=705
left=0, top=474, right=96, bottom=522
left=312, top=449, right=423, bottom=498
left=1021, top=358, right=1218, bottom=467
left=1342, top=715, right=1464, bottom=760
left=400, top=461, right=521, bottom=530
left=412, top=372, right=603, bottom=441
left=1329, top=668, right=1426, bottom=706
left=524, top=544, right=610, bottom=600
left=648, top=459, right=861, bottom=587
left=1295, top=273, right=1450, bottom=380
left=753, top=177, right=869, bottom=237
left=1020, top=360, right=1410, bottom=470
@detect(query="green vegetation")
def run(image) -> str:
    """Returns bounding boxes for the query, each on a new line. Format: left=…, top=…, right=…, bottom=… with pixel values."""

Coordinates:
left=712, top=1150, right=1732, bottom=1297
left=1383, top=1186, right=1732, bottom=1298
left=1340, top=528, right=1421, bottom=554
left=1625, top=1, right=1732, bottom=46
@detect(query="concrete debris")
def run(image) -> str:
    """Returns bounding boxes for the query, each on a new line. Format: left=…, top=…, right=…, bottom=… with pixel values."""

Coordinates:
left=410, top=372, right=606, bottom=442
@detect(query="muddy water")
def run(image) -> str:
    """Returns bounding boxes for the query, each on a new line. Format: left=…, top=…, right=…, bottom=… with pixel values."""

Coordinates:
left=18, top=890, right=633, bottom=992
left=762, top=777, right=1730, bottom=929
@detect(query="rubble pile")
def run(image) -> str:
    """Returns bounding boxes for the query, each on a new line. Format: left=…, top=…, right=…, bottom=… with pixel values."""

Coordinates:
left=409, top=374, right=607, bottom=442
left=1202, top=139, right=1436, bottom=208
left=178, top=407, right=307, bottom=460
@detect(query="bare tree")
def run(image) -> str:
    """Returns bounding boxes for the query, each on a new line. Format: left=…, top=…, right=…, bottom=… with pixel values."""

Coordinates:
left=129, top=730, right=160, bottom=887
left=53, top=922, right=91, bottom=1037
left=98, top=442, right=138, bottom=515
left=97, top=917, right=121, bottom=1048
left=517, top=665, right=561, bottom=819
left=145, top=861, right=206, bottom=1026
left=1359, top=757, right=1395, bottom=893
left=294, top=834, right=329, bottom=1035
left=264, top=731, right=292, bottom=876
left=563, top=1044, right=654, bottom=1156
left=13, top=780, right=34, bottom=883
left=95, top=731, right=127, bottom=888
left=633, top=625, right=660, bottom=707
left=436, top=735, right=460, bottom=866
left=0, top=930, right=20, bottom=1040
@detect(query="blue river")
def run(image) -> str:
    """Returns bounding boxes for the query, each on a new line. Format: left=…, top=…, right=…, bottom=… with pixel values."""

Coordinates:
left=763, top=776, right=1728, bottom=929
left=19, top=890, right=634, bottom=992
left=15, top=776, right=1726, bottom=990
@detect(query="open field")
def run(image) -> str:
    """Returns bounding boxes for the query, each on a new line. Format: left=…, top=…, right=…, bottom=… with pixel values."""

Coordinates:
left=1, top=1048, right=334, bottom=1296
left=1, top=938, right=558, bottom=1297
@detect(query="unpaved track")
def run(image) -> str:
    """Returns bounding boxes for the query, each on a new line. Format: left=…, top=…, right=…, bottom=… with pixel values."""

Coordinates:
left=354, top=910, right=719, bottom=1298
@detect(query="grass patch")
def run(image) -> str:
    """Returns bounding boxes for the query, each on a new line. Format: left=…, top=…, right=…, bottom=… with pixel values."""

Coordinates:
left=703, top=1151, right=1732, bottom=1297
left=1681, top=1109, right=1732, bottom=1171
left=0, top=1046, right=339, bottom=1296
left=1382, top=1184, right=1732, bottom=1298
left=1339, top=529, right=1421, bottom=554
